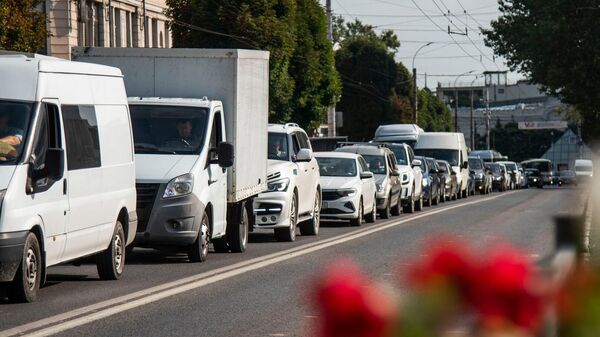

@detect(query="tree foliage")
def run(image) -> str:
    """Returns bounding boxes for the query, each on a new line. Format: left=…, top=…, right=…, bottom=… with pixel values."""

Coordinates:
left=334, top=17, right=450, bottom=140
left=165, top=0, right=340, bottom=130
left=482, top=0, right=600, bottom=144
left=0, top=0, right=46, bottom=53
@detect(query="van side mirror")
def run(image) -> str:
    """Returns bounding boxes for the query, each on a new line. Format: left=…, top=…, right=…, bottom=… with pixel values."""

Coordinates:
left=217, top=142, right=234, bottom=168
left=411, top=159, right=422, bottom=168
left=391, top=169, right=401, bottom=177
left=295, top=148, right=313, bottom=162
left=28, top=148, right=64, bottom=194
left=360, top=171, right=374, bottom=180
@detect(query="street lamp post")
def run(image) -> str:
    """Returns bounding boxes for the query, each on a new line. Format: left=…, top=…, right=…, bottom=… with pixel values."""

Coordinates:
left=469, top=75, right=481, bottom=150
left=412, top=42, right=433, bottom=124
left=453, top=70, right=475, bottom=132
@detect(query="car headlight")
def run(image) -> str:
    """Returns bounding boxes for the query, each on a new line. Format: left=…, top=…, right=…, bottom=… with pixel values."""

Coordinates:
left=339, top=188, right=357, bottom=197
left=422, top=178, right=428, bottom=187
left=532, top=178, right=538, bottom=182
left=376, top=183, right=383, bottom=192
left=401, top=173, right=410, bottom=185
left=477, top=173, right=484, bottom=179
left=163, top=173, right=194, bottom=198
left=267, top=178, right=290, bottom=192
left=494, top=176, right=502, bottom=181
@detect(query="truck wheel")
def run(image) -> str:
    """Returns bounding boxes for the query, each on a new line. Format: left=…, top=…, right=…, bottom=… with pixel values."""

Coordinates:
left=350, top=200, right=363, bottom=226
left=10, top=233, right=42, bottom=303
left=97, top=221, right=125, bottom=280
left=188, top=213, right=210, bottom=262
left=365, top=197, right=376, bottom=223
left=275, top=194, right=297, bottom=242
left=227, top=203, right=249, bottom=253
left=300, top=190, right=321, bottom=235
left=415, top=195, right=423, bottom=211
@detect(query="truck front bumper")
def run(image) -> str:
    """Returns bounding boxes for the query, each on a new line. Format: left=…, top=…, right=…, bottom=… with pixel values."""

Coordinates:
left=135, top=184, right=205, bottom=247
left=0, top=230, right=28, bottom=282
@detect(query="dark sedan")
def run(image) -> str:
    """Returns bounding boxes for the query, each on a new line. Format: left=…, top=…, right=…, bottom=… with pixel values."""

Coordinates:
left=416, top=156, right=442, bottom=206
left=437, top=160, right=458, bottom=201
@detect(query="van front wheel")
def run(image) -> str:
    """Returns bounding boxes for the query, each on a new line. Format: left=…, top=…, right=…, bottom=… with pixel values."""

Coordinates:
left=96, top=221, right=125, bottom=280
left=10, top=233, right=42, bottom=303
left=188, top=213, right=210, bottom=262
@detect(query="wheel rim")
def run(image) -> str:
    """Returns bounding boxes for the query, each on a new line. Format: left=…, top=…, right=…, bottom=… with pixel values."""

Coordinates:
left=290, top=196, right=297, bottom=239
left=313, top=192, right=320, bottom=231
left=25, top=248, right=37, bottom=290
left=241, top=210, right=248, bottom=247
left=358, top=202, right=363, bottom=224
left=201, top=220, right=209, bottom=258
left=114, top=233, right=124, bottom=273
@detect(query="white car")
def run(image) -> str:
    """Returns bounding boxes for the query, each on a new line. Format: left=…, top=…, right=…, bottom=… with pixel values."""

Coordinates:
left=315, top=152, right=377, bottom=226
left=253, top=124, right=321, bottom=242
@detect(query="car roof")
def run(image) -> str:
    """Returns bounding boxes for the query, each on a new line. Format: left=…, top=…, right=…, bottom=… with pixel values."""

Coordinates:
left=268, top=123, right=306, bottom=134
left=315, top=152, right=360, bottom=159
left=336, top=145, right=389, bottom=156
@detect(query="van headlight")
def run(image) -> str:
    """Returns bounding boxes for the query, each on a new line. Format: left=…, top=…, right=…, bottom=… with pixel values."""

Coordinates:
left=163, top=173, right=194, bottom=198
left=267, top=178, right=290, bottom=192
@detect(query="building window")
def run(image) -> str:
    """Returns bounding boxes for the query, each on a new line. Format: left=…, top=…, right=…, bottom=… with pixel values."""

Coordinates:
left=498, top=88, right=505, bottom=94
left=115, top=8, right=122, bottom=47
left=152, top=18, right=158, bottom=48
left=95, top=3, right=105, bottom=47
left=132, top=11, right=140, bottom=47
left=125, top=11, right=132, bottom=47
left=165, top=25, right=170, bottom=48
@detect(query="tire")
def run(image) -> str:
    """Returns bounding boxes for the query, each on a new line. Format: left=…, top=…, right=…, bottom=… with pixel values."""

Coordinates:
left=425, top=191, right=432, bottom=206
left=350, top=200, right=363, bottom=227
left=188, top=213, right=210, bottom=262
left=300, top=190, right=321, bottom=236
left=227, top=203, right=249, bottom=253
left=97, top=221, right=125, bottom=280
left=415, top=195, right=423, bottom=211
left=379, top=196, right=391, bottom=219
left=9, top=233, right=42, bottom=303
left=275, top=193, right=298, bottom=242
left=365, top=197, right=377, bottom=223
left=403, top=195, right=415, bottom=213
left=391, top=194, right=401, bottom=216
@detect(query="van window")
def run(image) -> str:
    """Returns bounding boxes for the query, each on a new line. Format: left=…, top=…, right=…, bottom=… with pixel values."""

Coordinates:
left=62, top=105, right=101, bottom=170
left=31, top=103, right=62, bottom=170
left=291, top=133, right=301, bottom=156
left=209, top=112, right=223, bottom=149
left=0, top=100, right=35, bottom=163
left=414, top=149, right=459, bottom=167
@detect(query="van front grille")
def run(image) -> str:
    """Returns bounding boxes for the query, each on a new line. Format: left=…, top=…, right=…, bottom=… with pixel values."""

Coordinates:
left=136, top=183, right=161, bottom=232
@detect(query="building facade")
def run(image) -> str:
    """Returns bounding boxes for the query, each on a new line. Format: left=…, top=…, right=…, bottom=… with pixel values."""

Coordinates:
left=46, top=0, right=171, bottom=60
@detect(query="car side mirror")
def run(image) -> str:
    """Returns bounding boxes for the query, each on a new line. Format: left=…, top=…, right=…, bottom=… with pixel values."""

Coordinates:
left=391, top=169, right=401, bottom=177
left=28, top=148, right=64, bottom=194
left=469, top=170, right=475, bottom=175
left=451, top=170, right=457, bottom=175
left=411, top=159, right=422, bottom=168
left=295, top=148, right=313, bottom=162
left=217, top=142, right=234, bottom=168
left=462, top=161, right=469, bottom=169
left=501, top=169, right=506, bottom=174
left=360, top=171, right=374, bottom=180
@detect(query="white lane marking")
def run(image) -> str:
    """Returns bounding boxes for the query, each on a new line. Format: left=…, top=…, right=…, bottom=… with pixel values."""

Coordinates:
left=0, top=192, right=517, bottom=337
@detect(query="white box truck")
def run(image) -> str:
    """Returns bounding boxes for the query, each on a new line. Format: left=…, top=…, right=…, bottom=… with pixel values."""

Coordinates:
left=73, top=48, right=268, bottom=261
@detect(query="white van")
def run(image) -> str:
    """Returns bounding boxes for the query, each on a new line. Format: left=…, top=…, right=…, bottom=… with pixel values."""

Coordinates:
left=0, top=55, right=137, bottom=302
left=414, top=132, right=470, bottom=198
left=575, top=159, right=593, bottom=182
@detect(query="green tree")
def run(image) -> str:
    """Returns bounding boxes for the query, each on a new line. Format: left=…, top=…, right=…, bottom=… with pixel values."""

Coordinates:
left=166, top=0, right=340, bottom=130
left=289, top=0, right=340, bottom=131
left=482, top=0, right=600, bottom=144
left=0, top=0, right=46, bottom=53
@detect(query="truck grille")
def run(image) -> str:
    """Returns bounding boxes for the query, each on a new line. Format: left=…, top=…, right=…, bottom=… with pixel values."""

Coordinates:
left=136, top=183, right=160, bottom=232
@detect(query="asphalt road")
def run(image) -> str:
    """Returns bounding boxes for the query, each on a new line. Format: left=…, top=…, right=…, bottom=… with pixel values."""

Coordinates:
left=0, top=186, right=586, bottom=337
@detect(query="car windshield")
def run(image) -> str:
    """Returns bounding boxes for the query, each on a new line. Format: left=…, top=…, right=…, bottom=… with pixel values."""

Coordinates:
left=268, top=132, right=289, bottom=161
left=414, top=149, right=459, bottom=166
left=0, top=100, right=34, bottom=164
left=522, top=160, right=552, bottom=173
left=130, top=105, right=209, bottom=155
left=388, top=146, right=408, bottom=165
left=504, top=163, right=517, bottom=172
left=468, top=159, right=483, bottom=169
left=316, top=157, right=357, bottom=177
left=575, top=165, right=592, bottom=172
left=487, top=164, right=501, bottom=174
left=362, top=155, right=387, bottom=175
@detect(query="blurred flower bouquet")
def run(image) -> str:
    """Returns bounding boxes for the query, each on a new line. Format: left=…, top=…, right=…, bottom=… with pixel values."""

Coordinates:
left=310, top=238, right=599, bottom=337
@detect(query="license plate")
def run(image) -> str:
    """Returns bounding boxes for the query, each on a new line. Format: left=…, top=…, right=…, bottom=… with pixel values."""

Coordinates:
left=322, top=201, right=329, bottom=209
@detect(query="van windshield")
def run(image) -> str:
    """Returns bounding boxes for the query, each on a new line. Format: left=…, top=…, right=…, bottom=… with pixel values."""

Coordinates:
left=129, top=105, right=208, bottom=155
left=414, top=149, right=459, bottom=166
left=522, top=160, right=552, bottom=173
left=0, top=100, right=34, bottom=164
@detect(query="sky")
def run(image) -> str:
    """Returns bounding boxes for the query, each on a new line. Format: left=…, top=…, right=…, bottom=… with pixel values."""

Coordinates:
left=319, top=0, right=524, bottom=89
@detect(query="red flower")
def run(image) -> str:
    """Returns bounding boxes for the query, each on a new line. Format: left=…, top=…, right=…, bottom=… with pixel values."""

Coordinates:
left=408, top=239, right=477, bottom=296
left=313, top=260, right=397, bottom=337
left=470, top=246, right=546, bottom=333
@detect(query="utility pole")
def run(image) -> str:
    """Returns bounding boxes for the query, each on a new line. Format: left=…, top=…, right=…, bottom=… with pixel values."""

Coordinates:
left=470, top=88, right=474, bottom=149
left=325, top=0, right=335, bottom=136
left=413, top=68, right=418, bottom=123
left=454, top=88, right=459, bottom=132
left=485, top=87, right=491, bottom=150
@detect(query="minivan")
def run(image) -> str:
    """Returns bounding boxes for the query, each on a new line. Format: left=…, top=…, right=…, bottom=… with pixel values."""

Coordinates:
left=414, top=132, right=470, bottom=198
left=0, top=55, right=137, bottom=302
